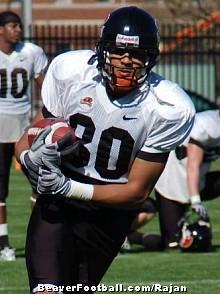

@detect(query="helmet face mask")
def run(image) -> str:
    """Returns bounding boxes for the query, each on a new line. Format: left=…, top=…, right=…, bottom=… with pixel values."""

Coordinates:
left=101, top=44, right=151, bottom=90
left=96, top=6, right=160, bottom=94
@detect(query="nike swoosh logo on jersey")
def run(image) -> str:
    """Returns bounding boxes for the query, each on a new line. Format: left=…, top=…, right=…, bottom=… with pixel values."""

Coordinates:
left=123, top=115, right=137, bottom=120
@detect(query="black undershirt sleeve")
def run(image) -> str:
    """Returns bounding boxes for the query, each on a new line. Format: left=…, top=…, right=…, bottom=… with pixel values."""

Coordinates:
left=189, top=137, right=205, bottom=149
left=42, top=106, right=56, bottom=118
left=137, top=150, right=169, bottom=163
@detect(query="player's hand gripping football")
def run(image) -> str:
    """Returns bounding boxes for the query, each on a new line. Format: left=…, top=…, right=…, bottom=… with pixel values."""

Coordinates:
left=36, top=136, right=83, bottom=195
left=21, top=123, right=82, bottom=193
left=37, top=159, right=72, bottom=196
left=20, top=127, right=58, bottom=191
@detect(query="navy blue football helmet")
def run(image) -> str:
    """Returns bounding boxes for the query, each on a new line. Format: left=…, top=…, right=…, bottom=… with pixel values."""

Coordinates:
left=96, top=6, right=160, bottom=91
left=179, top=208, right=212, bottom=252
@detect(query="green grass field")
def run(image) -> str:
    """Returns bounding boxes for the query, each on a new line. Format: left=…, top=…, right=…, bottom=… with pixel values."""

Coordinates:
left=0, top=159, right=220, bottom=294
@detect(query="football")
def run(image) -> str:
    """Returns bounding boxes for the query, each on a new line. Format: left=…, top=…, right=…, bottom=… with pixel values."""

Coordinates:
left=27, top=117, right=76, bottom=147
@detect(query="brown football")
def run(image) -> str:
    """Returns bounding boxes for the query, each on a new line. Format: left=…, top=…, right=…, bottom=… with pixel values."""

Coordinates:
left=27, top=117, right=76, bottom=147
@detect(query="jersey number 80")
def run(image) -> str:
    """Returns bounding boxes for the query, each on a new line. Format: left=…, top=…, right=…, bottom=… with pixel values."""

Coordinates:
left=70, top=113, right=135, bottom=179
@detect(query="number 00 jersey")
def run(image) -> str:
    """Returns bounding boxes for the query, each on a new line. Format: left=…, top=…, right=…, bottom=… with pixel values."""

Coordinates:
left=155, top=110, right=220, bottom=203
left=42, top=50, right=195, bottom=184
left=0, top=41, right=48, bottom=115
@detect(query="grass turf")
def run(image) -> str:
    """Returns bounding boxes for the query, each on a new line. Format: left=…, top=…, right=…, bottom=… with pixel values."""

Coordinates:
left=0, top=159, right=219, bottom=294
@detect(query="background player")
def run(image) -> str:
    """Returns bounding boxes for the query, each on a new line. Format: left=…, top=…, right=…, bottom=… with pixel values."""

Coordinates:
left=0, top=11, right=48, bottom=261
left=155, top=109, right=220, bottom=249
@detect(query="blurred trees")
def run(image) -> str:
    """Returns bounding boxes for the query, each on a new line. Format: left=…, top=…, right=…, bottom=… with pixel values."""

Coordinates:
left=159, top=0, right=219, bottom=22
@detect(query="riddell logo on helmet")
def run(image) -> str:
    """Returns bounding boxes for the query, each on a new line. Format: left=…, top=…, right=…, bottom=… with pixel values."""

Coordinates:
left=116, top=34, right=139, bottom=46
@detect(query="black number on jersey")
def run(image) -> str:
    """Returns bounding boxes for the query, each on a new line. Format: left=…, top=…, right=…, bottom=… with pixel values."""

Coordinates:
left=0, top=68, right=28, bottom=98
left=70, top=113, right=135, bottom=179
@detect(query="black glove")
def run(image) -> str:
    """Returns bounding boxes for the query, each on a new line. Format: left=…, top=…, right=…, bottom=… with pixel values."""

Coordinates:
left=56, top=134, right=83, bottom=160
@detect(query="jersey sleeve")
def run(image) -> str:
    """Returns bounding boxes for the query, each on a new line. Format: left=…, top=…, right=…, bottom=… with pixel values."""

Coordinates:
left=31, top=44, right=48, bottom=78
left=189, top=110, right=220, bottom=146
left=41, top=54, right=65, bottom=117
left=189, top=116, right=209, bottom=144
left=41, top=50, right=95, bottom=117
left=138, top=84, right=195, bottom=156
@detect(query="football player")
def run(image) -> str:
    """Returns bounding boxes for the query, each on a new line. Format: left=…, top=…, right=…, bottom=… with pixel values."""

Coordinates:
left=0, top=11, right=48, bottom=261
left=155, top=109, right=220, bottom=249
left=15, top=6, right=195, bottom=294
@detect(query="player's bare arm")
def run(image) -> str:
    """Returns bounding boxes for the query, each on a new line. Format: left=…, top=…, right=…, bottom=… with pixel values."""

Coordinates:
left=186, top=141, right=208, bottom=219
left=35, top=72, right=46, bottom=88
left=187, top=142, right=204, bottom=197
left=92, top=157, right=166, bottom=206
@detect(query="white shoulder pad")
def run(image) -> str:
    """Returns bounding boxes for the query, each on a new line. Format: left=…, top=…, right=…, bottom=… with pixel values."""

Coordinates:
left=142, top=79, right=195, bottom=153
left=48, top=49, right=96, bottom=81
left=21, top=42, right=48, bottom=76
left=41, top=49, right=97, bottom=117
left=191, top=110, right=220, bottom=142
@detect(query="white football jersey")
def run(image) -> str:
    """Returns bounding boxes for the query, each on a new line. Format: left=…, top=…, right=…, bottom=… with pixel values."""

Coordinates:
left=155, top=110, right=220, bottom=203
left=0, top=41, right=48, bottom=115
left=42, top=49, right=195, bottom=183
